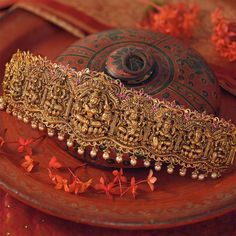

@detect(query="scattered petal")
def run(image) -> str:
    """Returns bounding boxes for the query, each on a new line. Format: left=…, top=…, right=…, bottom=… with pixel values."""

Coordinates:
left=0, top=137, right=5, bottom=149
left=21, top=155, right=38, bottom=172
left=112, top=168, right=128, bottom=195
left=130, top=177, right=138, bottom=199
left=147, top=169, right=157, bottom=191
left=48, top=168, right=69, bottom=192
left=95, top=177, right=115, bottom=199
left=48, top=156, right=63, bottom=169
left=17, top=137, right=33, bottom=155
left=69, top=178, right=93, bottom=194
left=112, top=168, right=127, bottom=184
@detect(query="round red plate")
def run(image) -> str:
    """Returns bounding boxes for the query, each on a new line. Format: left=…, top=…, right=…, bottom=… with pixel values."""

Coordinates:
left=0, top=106, right=236, bottom=230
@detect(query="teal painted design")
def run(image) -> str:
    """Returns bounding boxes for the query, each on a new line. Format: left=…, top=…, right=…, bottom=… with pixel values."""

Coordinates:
left=183, top=52, right=216, bottom=84
left=201, top=78, right=207, bottom=84
left=57, top=53, right=90, bottom=61
left=178, top=75, right=184, bottom=80
left=171, top=81, right=217, bottom=114
left=57, top=29, right=220, bottom=114
left=87, top=40, right=176, bottom=94
left=162, top=92, right=170, bottom=99
left=77, top=59, right=84, bottom=64
left=168, top=86, right=198, bottom=111
left=202, top=90, right=208, bottom=97
left=189, top=81, right=194, bottom=87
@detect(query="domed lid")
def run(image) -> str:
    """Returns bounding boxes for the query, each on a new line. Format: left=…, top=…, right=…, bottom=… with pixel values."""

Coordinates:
left=57, top=29, right=221, bottom=115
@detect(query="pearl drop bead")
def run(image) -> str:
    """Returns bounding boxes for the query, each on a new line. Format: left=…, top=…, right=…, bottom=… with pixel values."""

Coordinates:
left=58, top=135, right=64, bottom=141
left=191, top=172, right=198, bottom=179
left=211, top=172, right=218, bottom=179
left=31, top=123, right=37, bottom=129
left=167, top=167, right=174, bottom=174
left=116, top=155, right=123, bottom=163
left=0, top=99, right=5, bottom=110
left=154, top=163, right=162, bottom=171
left=130, top=158, right=137, bottom=166
left=77, top=147, right=84, bottom=155
left=17, top=115, right=22, bottom=120
left=90, top=149, right=97, bottom=157
left=6, top=108, right=11, bottom=114
left=48, top=129, right=54, bottom=137
left=144, top=160, right=150, bottom=167
left=179, top=169, right=187, bottom=177
left=67, top=139, right=73, bottom=148
left=0, top=104, right=4, bottom=110
left=23, top=117, right=29, bottom=123
left=38, top=124, right=45, bottom=131
left=198, top=174, right=205, bottom=181
left=102, top=152, right=109, bottom=160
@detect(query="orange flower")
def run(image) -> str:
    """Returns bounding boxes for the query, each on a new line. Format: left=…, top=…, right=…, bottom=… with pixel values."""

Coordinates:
left=112, top=169, right=127, bottom=183
left=0, top=136, right=5, bottom=149
left=130, top=177, right=138, bottom=199
left=17, top=137, right=33, bottom=155
left=141, top=2, right=200, bottom=38
left=48, top=168, right=69, bottom=192
left=69, top=178, right=93, bottom=194
left=0, top=128, right=7, bottom=149
left=211, top=9, right=236, bottom=62
left=94, top=177, right=115, bottom=199
left=68, top=168, right=92, bottom=194
left=146, top=169, right=157, bottom=191
left=121, top=176, right=139, bottom=199
left=112, top=168, right=127, bottom=194
left=48, top=156, right=63, bottom=169
left=21, top=155, right=38, bottom=172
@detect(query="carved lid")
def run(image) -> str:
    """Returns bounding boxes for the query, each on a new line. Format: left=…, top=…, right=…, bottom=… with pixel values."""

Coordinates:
left=57, top=29, right=221, bottom=115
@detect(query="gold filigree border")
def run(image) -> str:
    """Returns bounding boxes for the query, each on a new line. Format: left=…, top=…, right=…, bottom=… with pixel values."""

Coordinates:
left=0, top=50, right=235, bottom=180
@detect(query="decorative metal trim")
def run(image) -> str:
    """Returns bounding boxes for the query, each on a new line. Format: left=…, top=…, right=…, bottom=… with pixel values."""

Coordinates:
left=0, top=50, right=235, bottom=180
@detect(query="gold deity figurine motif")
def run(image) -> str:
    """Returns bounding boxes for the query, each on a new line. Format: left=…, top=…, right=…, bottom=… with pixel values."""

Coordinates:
left=0, top=50, right=236, bottom=181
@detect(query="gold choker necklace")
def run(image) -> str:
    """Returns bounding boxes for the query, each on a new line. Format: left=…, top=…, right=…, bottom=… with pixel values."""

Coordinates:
left=0, top=50, right=235, bottom=180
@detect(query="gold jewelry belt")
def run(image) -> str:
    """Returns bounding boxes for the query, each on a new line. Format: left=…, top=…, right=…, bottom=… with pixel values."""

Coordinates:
left=0, top=50, right=235, bottom=180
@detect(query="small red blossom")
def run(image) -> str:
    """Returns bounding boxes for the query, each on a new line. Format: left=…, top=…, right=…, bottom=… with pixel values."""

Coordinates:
left=0, top=136, right=5, bottom=149
left=0, top=129, right=7, bottom=149
left=17, top=137, right=33, bottom=155
left=94, top=177, right=116, bottom=199
left=48, top=156, right=63, bottom=169
left=69, top=178, right=93, bottom=194
left=130, top=177, right=138, bottom=199
left=140, top=1, right=200, bottom=38
left=146, top=169, right=157, bottom=191
left=121, top=176, right=139, bottom=199
left=112, top=168, right=127, bottom=194
left=48, top=168, right=70, bottom=192
left=21, top=155, right=38, bottom=172
left=211, top=9, right=236, bottom=62
left=68, top=168, right=93, bottom=194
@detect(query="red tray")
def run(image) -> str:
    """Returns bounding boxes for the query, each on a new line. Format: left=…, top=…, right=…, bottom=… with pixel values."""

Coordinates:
left=0, top=108, right=235, bottom=230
